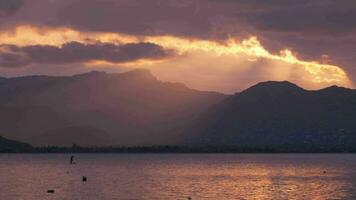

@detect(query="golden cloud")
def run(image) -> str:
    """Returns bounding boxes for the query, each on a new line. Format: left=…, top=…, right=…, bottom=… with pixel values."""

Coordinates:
left=0, top=25, right=353, bottom=93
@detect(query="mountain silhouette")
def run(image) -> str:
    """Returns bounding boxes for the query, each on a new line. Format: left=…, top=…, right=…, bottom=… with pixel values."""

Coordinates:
left=27, top=126, right=112, bottom=146
left=187, top=81, right=356, bottom=148
left=0, top=69, right=226, bottom=146
left=1, top=70, right=356, bottom=149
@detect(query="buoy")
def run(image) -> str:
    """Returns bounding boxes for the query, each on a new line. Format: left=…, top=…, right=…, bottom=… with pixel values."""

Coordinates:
left=47, top=190, right=55, bottom=193
left=82, top=176, right=87, bottom=182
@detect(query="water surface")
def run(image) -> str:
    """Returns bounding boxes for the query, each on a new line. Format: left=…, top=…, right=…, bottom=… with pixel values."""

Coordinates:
left=0, top=154, right=356, bottom=200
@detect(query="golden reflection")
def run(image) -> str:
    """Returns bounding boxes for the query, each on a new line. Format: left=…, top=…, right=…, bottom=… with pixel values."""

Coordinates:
left=145, top=156, right=350, bottom=200
left=0, top=154, right=353, bottom=199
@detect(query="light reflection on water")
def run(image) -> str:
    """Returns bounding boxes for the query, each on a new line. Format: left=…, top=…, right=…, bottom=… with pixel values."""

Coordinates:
left=0, top=154, right=356, bottom=200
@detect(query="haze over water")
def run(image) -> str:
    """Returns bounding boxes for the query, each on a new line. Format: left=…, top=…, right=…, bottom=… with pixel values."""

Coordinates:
left=0, top=154, right=356, bottom=200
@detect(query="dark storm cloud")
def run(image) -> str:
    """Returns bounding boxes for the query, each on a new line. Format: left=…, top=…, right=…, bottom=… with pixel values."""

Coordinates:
left=2, top=0, right=356, bottom=37
left=1, top=0, right=352, bottom=38
left=0, top=0, right=356, bottom=82
left=56, top=0, right=217, bottom=37
left=0, top=0, right=23, bottom=16
left=0, top=42, right=174, bottom=68
left=237, top=0, right=356, bottom=34
left=0, top=0, right=250, bottom=39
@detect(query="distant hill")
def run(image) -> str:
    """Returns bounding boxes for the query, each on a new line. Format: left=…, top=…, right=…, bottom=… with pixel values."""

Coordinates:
left=1, top=69, right=356, bottom=150
left=0, top=69, right=226, bottom=146
left=0, top=136, right=32, bottom=152
left=27, top=126, right=112, bottom=147
left=187, top=81, right=356, bottom=149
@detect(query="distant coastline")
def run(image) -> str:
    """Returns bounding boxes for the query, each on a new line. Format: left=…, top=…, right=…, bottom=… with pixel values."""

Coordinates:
left=2, top=134, right=356, bottom=154
left=2, top=135, right=356, bottom=154
left=2, top=145, right=356, bottom=154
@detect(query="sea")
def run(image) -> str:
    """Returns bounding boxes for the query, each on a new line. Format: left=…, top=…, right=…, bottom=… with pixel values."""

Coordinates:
left=1, top=154, right=356, bottom=200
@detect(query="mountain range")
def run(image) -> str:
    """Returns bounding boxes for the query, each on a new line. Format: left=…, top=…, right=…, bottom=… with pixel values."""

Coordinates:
left=187, top=81, right=356, bottom=149
left=0, top=69, right=225, bottom=146
left=0, top=69, right=356, bottom=149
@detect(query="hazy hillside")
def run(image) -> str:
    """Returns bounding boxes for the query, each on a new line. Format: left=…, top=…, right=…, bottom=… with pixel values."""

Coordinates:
left=1, top=70, right=356, bottom=149
left=187, top=81, right=356, bottom=148
left=27, top=126, right=112, bottom=147
left=0, top=69, right=226, bottom=146
left=0, top=136, right=33, bottom=152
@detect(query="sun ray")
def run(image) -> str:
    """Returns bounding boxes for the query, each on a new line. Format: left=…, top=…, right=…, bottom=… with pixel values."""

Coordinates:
left=0, top=25, right=353, bottom=89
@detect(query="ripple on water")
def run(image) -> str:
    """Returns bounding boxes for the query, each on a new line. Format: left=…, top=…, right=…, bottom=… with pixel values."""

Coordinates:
left=0, top=154, right=356, bottom=200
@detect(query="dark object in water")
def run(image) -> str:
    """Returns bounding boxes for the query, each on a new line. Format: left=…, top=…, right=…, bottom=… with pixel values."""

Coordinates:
left=187, top=197, right=192, bottom=200
left=82, top=176, right=87, bottom=182
left=70, top=155, right=74, bottom=164
left=323, top=171, right=327, bottom=174
left=47, top=190, right=55, bottom=193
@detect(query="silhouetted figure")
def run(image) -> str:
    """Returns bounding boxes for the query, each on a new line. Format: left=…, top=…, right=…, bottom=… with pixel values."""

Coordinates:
left=47, top=190, right=55, bottom=193
left=70, top=155, right=74, bottom=164
left=82, top=176, right=87, bottom=182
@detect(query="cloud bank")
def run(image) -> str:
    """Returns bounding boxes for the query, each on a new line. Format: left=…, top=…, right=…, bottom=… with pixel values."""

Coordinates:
left=0, top=0, right=354, bottom=93
left=0, top=42, right=173, bottom=67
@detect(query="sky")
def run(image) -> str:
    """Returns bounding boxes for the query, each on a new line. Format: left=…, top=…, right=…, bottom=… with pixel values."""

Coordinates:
left=0, top=0, right=355, bottom=93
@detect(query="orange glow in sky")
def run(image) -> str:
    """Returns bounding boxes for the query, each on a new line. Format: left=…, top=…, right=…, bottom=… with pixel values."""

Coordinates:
left=0, top=25, right=352, bottom=93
